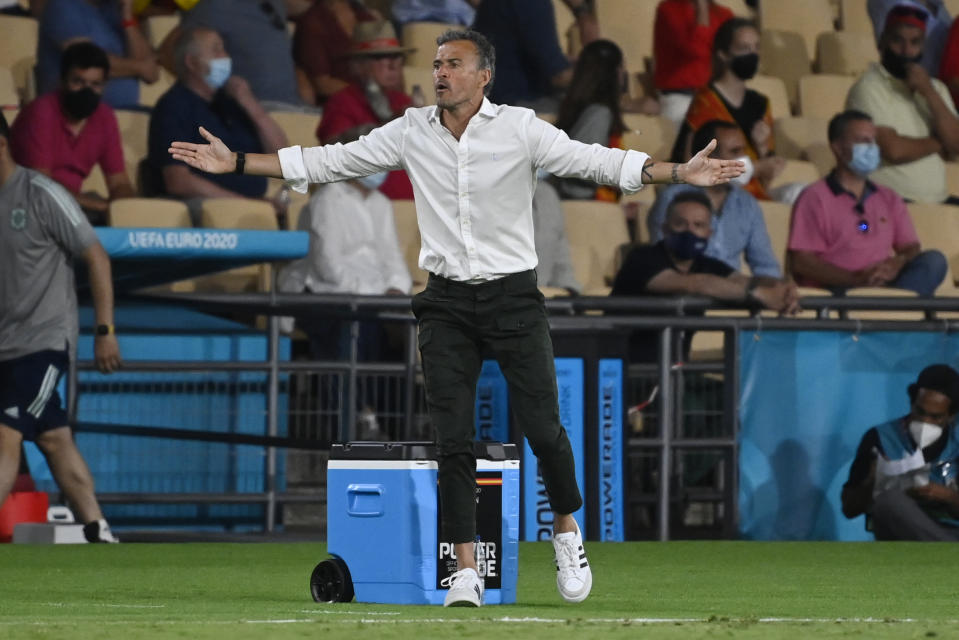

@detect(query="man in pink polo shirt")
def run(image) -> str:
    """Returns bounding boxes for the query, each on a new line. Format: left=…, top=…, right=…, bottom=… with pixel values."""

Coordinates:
left=787, top=110, right=946, bottom=296
left=10, top=42, right=134, bottom=225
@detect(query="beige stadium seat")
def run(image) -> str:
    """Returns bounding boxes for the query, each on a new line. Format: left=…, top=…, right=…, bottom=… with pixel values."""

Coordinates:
left=622, top=113, right=677, bottom=161
left=0, top=67, right=18, bottom=107
left=197, top=198, right=279, bottom=292
left=845, top=287, right=923, bottom=321
left=839, top=0, right=872, bottom=34
left=139, top=67, right=175, bottom=108
left=769, top=159, right=821, bottom=191
left=758, top=200, right=791, bottom=268
left=798, top=74, right=856, bottom=120
left=108, top=197, right=190, bottom=227
left=945, top=0, right=959, bottom=17
left=804, top=142, right=835, bottom=176
left=551, top=0, right=576, bottom=56
left=144, top=13, right=180, bottom=49
left=269, top=110, right=322, bottom=146
left=403, top=66, right=436, bottom=106
left=907, top=202, right=959, bottom=293
left=759, top=29, right=811, bottom=113
left=816, top=31, right=878, bottom=76
left=401, top=22, right=461, bottom=68
left=114, top=109, right=150, bottom=191
left=2, top=107, right=19, bottom=127
left=563, top=200, right=630, bottom=294
left=746, top=74, right=791, bottom=120
left=945, top=162, right=959, bottom=197
left=0, top=15, right=37, bottom=104
left=773, top=116, right=830, bottom=160
left=595, top=0, right=659, bottom=74
left=759, top=0, right=835, bottom=58
left=391, top=199, right=429, bottom=287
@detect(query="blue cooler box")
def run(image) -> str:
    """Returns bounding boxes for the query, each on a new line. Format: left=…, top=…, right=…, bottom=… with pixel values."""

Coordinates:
left=326, top=441, right=520, bottom=605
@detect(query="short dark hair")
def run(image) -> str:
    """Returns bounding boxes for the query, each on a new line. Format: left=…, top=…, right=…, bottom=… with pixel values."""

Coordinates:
left=691, top=120, right=740, bottom=156
left=908, top=364, right=959, bottom=414
left=827, top=110, right=873, bottom=142
left=666, top=190, right=714, bottom=222
left=436, top=29, right=495, bottom=96
left=711, top=17, right=758, bottom=80
left=0, top=110, right=9, bottom=140
left=60, top=41, right=110, bottom=83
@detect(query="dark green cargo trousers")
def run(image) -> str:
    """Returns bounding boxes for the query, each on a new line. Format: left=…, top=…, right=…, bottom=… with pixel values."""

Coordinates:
left=411, top=270, right=583, bottom=543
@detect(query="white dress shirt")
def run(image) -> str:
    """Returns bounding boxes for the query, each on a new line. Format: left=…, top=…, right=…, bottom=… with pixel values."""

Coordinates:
left=278, top=181, right=412, bottom=295
left=279, top=98, right=650, bottom=281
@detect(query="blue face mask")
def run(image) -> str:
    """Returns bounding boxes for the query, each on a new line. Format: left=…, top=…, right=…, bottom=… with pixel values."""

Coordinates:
left=357, top=172, right=388, bottom=191
left=849, top=142, right=880, bottom=176
left=205, top=57, right=232, bottom=90
left=664, top=230, right=708, bottom=261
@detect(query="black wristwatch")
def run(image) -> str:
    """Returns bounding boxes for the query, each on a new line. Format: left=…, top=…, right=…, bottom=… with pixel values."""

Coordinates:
left=234, top=151, right=246, bottom=175
left=96, top=324, right=114, bottom=336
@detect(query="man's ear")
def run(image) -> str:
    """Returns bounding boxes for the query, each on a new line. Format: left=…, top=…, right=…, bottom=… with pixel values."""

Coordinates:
left=481, top=68, right=491, bottom=90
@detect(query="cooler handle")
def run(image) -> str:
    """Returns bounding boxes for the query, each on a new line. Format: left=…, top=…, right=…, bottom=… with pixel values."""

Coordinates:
left=346, top=484, right=384, bottom=517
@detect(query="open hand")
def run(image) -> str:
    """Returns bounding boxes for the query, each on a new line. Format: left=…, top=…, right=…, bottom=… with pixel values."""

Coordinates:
left=683, top=139, right=745, bottom=187
left=94, top=334, right=122, bottom=374
left=169, top=127, right=236, bottom=174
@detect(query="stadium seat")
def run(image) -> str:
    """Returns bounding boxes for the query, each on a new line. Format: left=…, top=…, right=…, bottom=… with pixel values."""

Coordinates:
left=798, top=74, right=855, bottom=120
left=139, top=67, right=175, bottom=108
left=717, top=0, right=755, bottom=17
left=758, top=0, right=835, bottom=58
left=595, top=0, right=659, bottom=74
left=769, top=159, right=821, bottom=192
left=0, top=66, right=18, bottom=107
left=758, top=200, right=791, bottom=268
left=563, top=200, right=630, bottom=294
left=108, top=197, right=190, bottom=227
left=114, top=109, right=150, bottom=192
left=815, top=31, right=878, bottom=76
left=746, top=74, right=791, bottom=120
left=1, top=106, right=18, bottom=127
left=269, top=110, right=322, bottom=146
left=773, top=116, right=830, bottom=160
left=401, top=22, right=461, bottom=68
left=144, top=13, right=180, bottom=49
left=759, top=29, right=811, bottom=113
left=622, top=113, right=677, bottom=161
left=907, top=202, right=959, bottom=294
left=81, top=164, right=109, bottom=198
left=402, top=66, right=436, bottom=106
left=945, top=0, right=959, bottom=17
left=0, top=15, right=37, bottom=104
left=839, top=0, right=872, bottom=34
left=551, top=0, right=576, bottom=56
left=945, top=162, right=959, bottom=198
left=200, top=198, right=278, bottom=230
left=391, top=199, right=429, bottom=288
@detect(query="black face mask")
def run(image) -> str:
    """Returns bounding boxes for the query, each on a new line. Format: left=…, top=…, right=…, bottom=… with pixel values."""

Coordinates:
left=729, top=52, right=759, bottom=80
left=61, top=87, right=101, bottom=120
left=664, top=230, right=708, bottom=261
left=881, top=47, right=923, bottom=79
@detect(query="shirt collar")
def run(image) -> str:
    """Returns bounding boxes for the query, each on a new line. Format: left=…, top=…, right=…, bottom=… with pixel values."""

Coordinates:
left=825, top=169, right=878, bottom=209
left=427, top=96, right=498, bottom=123
left=874, top=61, right=911, bottom=92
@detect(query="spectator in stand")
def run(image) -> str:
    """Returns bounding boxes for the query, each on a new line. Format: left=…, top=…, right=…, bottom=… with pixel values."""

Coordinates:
left=939, top=13, right=959, bottom=107
left=11, top=42, right=135, bottom=225
left=788, top=110, right=946, bottom=297
left=869, top=0, right=951, bottom=75
left=671, top=17, right=785, bottom=200
left=36, top=0, right=159, bottom=109
left=0, top=110, right=122, bottom=544
left=472, top=0, right=598, bottom=111
left=653, top=0, right=734, bottom=126
left=174, top=0, right=303, bottom=109
left=392, top=0, right=477, bottom=26
left=847, top=4, right=959, bottom=204
left=146, top=26, right=287, bottom=222
left=648, top=120, right=782, bottom=277
left=532, top=179, right=582, bottom=294
left=611, top=190, right=796, bottom=362
left=293, top=0, right=380, bottom=106
left=317, top=21, right=416, bottom=200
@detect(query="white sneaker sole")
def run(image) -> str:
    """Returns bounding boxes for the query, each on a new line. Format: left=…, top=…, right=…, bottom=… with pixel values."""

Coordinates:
left=558, top=568, right=592, bottom=603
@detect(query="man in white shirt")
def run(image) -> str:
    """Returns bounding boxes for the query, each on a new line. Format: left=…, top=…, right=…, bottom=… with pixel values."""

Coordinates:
left=169, top=29, right=742, bottom=607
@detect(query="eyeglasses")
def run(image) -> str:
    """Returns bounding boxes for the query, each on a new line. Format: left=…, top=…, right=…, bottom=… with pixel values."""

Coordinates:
left=259, top=1, right=286, bottom=31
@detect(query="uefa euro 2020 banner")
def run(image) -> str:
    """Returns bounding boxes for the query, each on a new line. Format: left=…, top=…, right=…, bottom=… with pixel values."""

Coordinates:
left=738, top=330, right=959, bottom=541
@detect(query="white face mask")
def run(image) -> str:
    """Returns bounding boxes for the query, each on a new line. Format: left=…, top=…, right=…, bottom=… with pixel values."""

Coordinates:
left=909, top=420, right=944, bottom=449
left=730, top=155, right=754, bottom=187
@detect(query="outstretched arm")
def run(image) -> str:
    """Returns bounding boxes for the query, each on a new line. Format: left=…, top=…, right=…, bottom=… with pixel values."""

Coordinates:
left=641, top=139, right=744, bottom=187
left=169, top=127, right=283, bottom=178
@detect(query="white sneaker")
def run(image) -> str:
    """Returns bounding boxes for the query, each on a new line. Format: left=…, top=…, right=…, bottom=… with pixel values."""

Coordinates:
left=552, top=522, right=591, bottom=603
left=83, top=519, right=119, bottom=543
left=442, top=568, right=484, bottom=607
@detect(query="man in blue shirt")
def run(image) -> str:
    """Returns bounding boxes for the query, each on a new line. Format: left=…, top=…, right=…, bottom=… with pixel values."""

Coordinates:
left=647, top=119, right=782, bottom=278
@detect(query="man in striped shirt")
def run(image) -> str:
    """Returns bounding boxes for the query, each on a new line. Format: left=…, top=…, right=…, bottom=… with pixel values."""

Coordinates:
left=0, top=111, right=122, bottom=543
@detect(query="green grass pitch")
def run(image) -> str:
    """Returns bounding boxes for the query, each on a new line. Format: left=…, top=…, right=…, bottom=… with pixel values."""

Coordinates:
left=1, top=541, right=957, bottom=639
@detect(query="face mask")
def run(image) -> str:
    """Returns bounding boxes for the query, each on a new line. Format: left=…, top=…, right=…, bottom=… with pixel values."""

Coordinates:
left=729, top=52, right=759, bottom=80
left=357, top=172, right=388, bottom=191
left=205, top=56, right=232, bottom=90
left=61, top=87, right=100, bottom=120
left=881, top=48, right=923, bottom=80
left=730, top=155, right=754, bottom=186
left=909, top=420, right=944, bottom=449
left=664, top=229, right=708, bottom=261
left=848, top=142, right=880, bottom=176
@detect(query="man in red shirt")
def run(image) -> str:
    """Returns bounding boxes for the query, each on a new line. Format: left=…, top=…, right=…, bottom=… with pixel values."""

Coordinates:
left=10, top=42, right=134, bottom=225
left=316, top=21, right=415, bottom=200
left=653, top=0, right=734, bottom=125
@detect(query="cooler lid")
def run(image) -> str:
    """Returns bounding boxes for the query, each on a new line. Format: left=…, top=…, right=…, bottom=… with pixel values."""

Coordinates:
left=331, top=441, right=519, bottom=461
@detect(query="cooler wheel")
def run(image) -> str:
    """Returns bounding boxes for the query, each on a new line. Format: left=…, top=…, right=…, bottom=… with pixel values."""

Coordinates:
left=310, top=557, right=355, bottom=603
